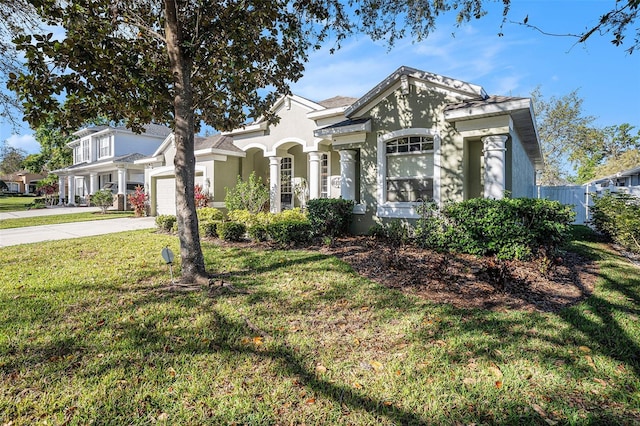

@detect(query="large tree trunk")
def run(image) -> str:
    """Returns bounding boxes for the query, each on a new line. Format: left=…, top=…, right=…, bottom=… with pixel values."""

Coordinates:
left=164, top=0, right=208, bottom=284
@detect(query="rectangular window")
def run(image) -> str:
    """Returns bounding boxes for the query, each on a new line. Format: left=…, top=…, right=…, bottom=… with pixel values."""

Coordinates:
left=73, top=146, right=80, bottom=164
left=386, top=178, right=433, bottom=202
left=320, top=154, right=329, bottom=198
left=82, top=139, right=90, bottom=162
left=98, top=135, right=111, bottom=158
left=280, top=157, right=293, bottom=209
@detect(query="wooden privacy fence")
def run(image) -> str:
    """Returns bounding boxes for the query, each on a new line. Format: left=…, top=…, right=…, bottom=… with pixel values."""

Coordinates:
left=537, top=184, right=640, bottom=225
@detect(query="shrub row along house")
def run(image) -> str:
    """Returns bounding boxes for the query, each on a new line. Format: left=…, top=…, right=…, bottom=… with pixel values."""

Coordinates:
left=53, top=66, right=543, bottom=233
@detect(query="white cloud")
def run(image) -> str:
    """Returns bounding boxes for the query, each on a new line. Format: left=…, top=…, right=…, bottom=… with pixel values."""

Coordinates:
left=292, top=24, right=537, bottom=102
left=6, top=134, right=40, bottom=155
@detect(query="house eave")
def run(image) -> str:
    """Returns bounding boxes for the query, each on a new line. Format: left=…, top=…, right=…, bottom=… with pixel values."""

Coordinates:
left=346, top=66, right=486, bottom=118
left=313, top=119, right=372, bottom=138
left=195, top=148, right=246, bottom=158
left=223, top=121, right=269, bottom=136
left=306, top=106, right=350, bottom=120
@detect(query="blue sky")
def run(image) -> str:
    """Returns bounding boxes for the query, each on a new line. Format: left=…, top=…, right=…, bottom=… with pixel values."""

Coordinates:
left=3, top=0, right=639, bottom=155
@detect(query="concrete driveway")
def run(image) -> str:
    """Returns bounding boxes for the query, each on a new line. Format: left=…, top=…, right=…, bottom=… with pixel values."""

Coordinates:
left=0, top=206, right=157, bottom=247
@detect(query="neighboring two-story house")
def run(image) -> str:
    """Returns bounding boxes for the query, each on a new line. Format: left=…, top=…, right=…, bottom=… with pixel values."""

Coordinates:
left=52, top=124, right=171, bottom=209
left=139, top=66, right=543, bottom=234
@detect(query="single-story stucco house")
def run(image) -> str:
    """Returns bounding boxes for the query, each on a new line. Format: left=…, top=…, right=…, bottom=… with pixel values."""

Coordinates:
left=53, top=123, right=171, bottom=208
left=139, top=66, right=543, bottom=234
left=0, top=171, right=45, bottom=194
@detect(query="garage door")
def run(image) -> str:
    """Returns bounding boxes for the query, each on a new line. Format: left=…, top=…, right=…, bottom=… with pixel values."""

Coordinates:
left=155, top=176, right=204, bottom=216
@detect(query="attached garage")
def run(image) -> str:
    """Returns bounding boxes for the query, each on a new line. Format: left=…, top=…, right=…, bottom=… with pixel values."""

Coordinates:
left=153, top=174, right=204, bottom=216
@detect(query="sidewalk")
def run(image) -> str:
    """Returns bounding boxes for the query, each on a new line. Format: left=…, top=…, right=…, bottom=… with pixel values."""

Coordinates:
left=0, top=205, right=101, bottom=220
left=0, top=217, right=157, bottom=247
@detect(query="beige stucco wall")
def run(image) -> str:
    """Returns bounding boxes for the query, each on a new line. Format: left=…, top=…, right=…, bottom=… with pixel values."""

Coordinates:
left=232, top=99, right=318, bottom=153
left=212, top=156, right=241, bottom=205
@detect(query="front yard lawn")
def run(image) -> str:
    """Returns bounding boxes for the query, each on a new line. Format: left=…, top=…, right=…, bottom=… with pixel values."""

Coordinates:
left=0, top=211, right=134, bottom=229
left=0, top=194, right=38, bottom=212
left=0, top=229, right=638, bottom=424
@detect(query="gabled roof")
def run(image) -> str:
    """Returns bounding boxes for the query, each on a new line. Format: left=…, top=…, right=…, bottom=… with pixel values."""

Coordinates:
left=318, top=96, right=358, bottom=109
left=345, top=66, right=487, bottom=118
left=194, top=134, right=244, bottom=156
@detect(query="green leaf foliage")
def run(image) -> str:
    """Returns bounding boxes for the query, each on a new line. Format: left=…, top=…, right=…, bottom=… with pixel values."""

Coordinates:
left=225, top=172, right=270, bottom=214
left=415, top=197, right=575, bottom=260
left=90, top=189, right=114, bottom=214
left=217, top=221, right=246, bottom=242
left=306, top=198, right=354, bottom=237
left=591, top=192, right=640, bottom=254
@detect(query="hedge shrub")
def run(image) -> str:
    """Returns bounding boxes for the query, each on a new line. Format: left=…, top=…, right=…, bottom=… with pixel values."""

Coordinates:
left=415, top=197, right=575, bottom=260
left=217, top=221, right=246, bottom=241
left=155, top=215, right=177, bottom=233
left=306, top=198, right=354, bottom=237
left=197, top=207, right=224, bottom=238
left=266, top=219, right=312, bottom=246
left=591, top=192, right=640, bottom=253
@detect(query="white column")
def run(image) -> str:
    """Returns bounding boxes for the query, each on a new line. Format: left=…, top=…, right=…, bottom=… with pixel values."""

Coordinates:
left=58, top=176, right=66, bottom=205
left=89, top=173, right=99, bottom=194
left=24, top=180, right=30, bottom=194
left=482, top=135, right=508, bottom=199
left=308, top=151, right=321, bottom=200
left=117, top=167, right=126, bottom=195
left=269, top=156, right=281, bottom=213
left=339, top=149, right=357, bottom=201
left=67, top=175, right=76, bottom=206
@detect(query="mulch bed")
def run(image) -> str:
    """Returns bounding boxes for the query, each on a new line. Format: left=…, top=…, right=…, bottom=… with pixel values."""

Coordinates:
left=209, top=236, right=599, bottom=313
left=321, top=236, right=599, bottom=313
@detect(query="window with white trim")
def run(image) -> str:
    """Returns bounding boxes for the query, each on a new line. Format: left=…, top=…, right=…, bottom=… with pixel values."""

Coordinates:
left=82, top=139, right=90, bottom=162
left=320, top=153, right=329, bottom=198
left=73, top=145, right=81, bottom=164
left=280, top=157, right=293, bottom=209
left=386, top=135, right=434, bottom=202
left=97, top=135, right=111, bottom=158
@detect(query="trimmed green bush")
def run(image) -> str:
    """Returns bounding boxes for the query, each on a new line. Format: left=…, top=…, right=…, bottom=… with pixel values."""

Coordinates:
left=197, top=207, right=224, bottom=238
left=197, top=207, right=224, bottom=222
left=155, top=215, right=177, bottom=233
left=91, top=189, right=115, bottom=214
left=306, top=198, right=354, bottom=237
left=415, top=197, right=575, bottom=260
left=248, top=223, right=269, bottom=242
left=218, top=221, right=246, bottom=241
left=266, top=219, right=312, bottom=246
left=199, top=220, right=221, bottom=238
left=591, top=191, right=640, bottom=253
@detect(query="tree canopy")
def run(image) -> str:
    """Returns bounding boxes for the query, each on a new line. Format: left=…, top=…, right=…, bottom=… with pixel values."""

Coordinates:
left=0, top=140, right=26, bottom=175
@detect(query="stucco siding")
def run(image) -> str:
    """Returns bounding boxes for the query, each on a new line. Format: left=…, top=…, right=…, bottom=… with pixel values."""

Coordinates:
left=509, top=130, right=535, bottom=198
left=232, top=100, right=318, bottom=153
left=113, top=133, right=164, bottom=157
left=213, top=156, right=241, bottom=204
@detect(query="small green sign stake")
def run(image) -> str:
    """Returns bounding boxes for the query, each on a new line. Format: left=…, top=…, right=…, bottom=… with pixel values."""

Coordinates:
left=161, top=246, right=176, bottom=285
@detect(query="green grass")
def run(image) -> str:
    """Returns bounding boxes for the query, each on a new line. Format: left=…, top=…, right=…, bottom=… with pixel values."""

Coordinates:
left=0, top=194, right=38, bottom=212
left=1, top=228, right=639, bottom=425
left=0, top=211, right=135, bottom=229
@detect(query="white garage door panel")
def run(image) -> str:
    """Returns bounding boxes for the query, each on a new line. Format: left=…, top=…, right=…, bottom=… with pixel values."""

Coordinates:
left=155, top=176, right=204, bottom=216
